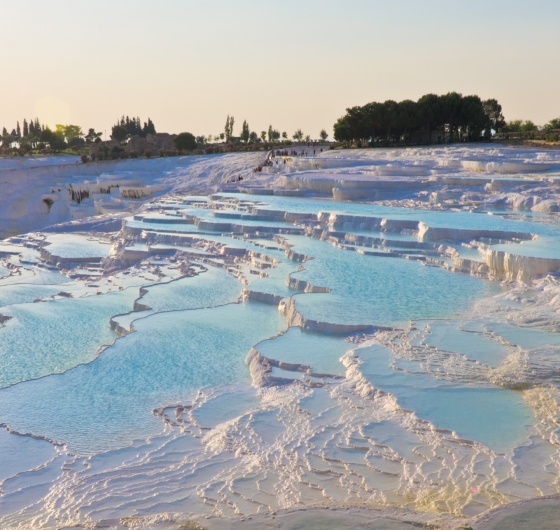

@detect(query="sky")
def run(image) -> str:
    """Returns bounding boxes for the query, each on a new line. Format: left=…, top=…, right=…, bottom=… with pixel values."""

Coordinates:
left=1, top=0, right=559, bottom=139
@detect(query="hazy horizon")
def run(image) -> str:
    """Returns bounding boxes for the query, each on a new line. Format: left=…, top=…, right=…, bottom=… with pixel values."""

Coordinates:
left=1, top=0, right=559, bottom=138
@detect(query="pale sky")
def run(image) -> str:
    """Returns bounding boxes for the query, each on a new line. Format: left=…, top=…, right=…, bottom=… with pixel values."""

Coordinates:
left=1, top=0, right=559, bottom=139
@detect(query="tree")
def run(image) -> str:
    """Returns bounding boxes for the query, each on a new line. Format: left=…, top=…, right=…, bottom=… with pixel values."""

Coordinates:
left=502, top=120, right=522, bottom=133
left=260, top=131, right=267, bottom=142
left=272, top=129, right=280, bottom=142
left=333, top=92, right=505, bottom=146
left=396, top=100, right=419, bottom=143
left=142, top=118, right=156, bottom=136
left=520, top=120, right=538, bottom=133
left=544, top=118, right=560, bottom=131
left=319, top=129, right=329, bottom=141
left=23, top=119, right=29, bottom=137
left=249, top=131, right=258, bottom=143
left=196, top=135, right=207, bottom=146
left=333, top=116, right=351, bottom=143
left=460, top=95, right=487, bottom=140
left=282, top=132, right=287, bottom=139
left=85, top=128, right=103, bottom=144
left=111, top=125, right=129, bottom=142
left=173, top=132, right=197, bottom=151
left=439, top=92, right=463, bottom=142
left=417, top=93, right=443, bottom=143
left=292, top=129, right=304, bottom=142
left=1, top=127, right=13, bottom=147
left=224, top=115, right=235, bottom=142
left=482, top=99, right=505, bottom=135
left=267, top=125, right=273, bottom=143
left=57, top=124, right=83, bottom=143
left=241, top=120, right=250, bottom=143
left=16, top=121, right=21, bottom=138
left=363, top=102, right=385, bottom=145
left=40, top=127, right=66, bottom=150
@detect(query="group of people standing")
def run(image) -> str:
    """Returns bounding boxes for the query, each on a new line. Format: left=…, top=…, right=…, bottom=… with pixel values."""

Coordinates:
left=252, top=145, right=323, bottom=173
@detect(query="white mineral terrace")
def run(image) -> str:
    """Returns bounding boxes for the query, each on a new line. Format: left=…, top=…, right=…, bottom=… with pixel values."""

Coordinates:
left=1, top=145, right=560, bottom=530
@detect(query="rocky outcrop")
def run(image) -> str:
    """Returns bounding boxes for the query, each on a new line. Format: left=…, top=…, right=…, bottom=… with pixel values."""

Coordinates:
left=241, top=288, right=285, bottom=305
left=483, top=250, right=560, bottom=282
left=279, top=298, right=375, bottom=334
left=286, top=275, right=331, bottom=293
left=88, top=140, right=121, bottom=156
left=417, top=222, right=534, bottom=243
left=126, top=133, right=177, bottom=153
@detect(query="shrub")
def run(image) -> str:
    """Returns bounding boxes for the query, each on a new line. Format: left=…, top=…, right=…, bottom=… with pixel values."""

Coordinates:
left=80, top=154, right=89, bottom=163
left=129, top=150, right=139, bottom=158
left=174, top=132, right=197, bottom=152
left=158, top=149, right=166, bottom=157
left=90, top=152, right=97, bottom=161
left=144, top=149, right=152, bottom=158
left=204, top=146, right=214, bottom=154
left=111, top=152, right=119, bottom=160
left=120, top=151, right=129, bottom=159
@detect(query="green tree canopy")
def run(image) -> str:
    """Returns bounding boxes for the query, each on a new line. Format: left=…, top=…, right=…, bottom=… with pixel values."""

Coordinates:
left=292, top=129, right=304, bottom=141
left=241, top=120, right=250, bottom=143
left=334, top=92, right=505, bottom=145
left=224, top=115, right=235, bottom=142
left=56, top=124, right=83, bottom=142
left=173, top=132, right=197, bottom=151
left=111, top=125, right=129, bottom=142
left=85, top=128, right=103, bottom=144
left=544, top=118, right=560, bottom=131
left=40, top=127, right=66, bottom=150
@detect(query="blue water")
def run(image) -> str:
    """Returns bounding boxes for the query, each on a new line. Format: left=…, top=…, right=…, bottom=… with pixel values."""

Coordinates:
left=2, top=188, right=560, bottom=524
left=0, top=289, right=138, bottom=388
left=0, top=302, right=285, bottom=455
left=357, top=344, right=533, bottom=453
left=257, top=328, right=351, bottom=376
left=286, top=235, right=498, bottom=326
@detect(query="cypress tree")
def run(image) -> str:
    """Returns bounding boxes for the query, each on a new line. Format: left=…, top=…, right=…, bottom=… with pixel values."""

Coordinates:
left=23, top=119, right=29, bottom=137
left=16, top=122, right=21, bottom=138
left=241, top=120, right=250, bottom=143
left=29, top=120, right=35, bottom=135
left=146, top=118, right=156, bottom=135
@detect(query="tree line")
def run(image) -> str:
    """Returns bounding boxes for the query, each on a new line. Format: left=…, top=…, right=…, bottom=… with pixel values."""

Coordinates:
left=333, top=92, right=505, bottom=146
left=110, top=116, right=156, bottom=142
left=210, top=115, right=329, bottom=146
left=0, top=115, right=158, bottom=153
